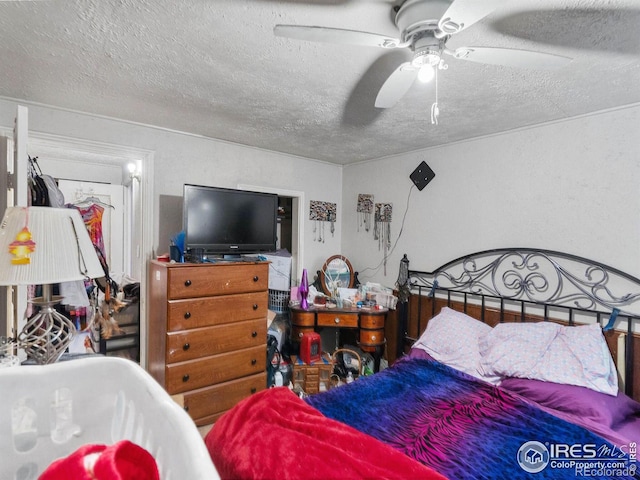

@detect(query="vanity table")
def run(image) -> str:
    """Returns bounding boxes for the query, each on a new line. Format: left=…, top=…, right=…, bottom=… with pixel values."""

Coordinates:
left=290, top=305, right=387, bottom=372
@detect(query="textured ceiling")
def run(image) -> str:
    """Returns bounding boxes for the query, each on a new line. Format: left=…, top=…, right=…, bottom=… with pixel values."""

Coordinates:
left=0, top=0, right=639, bottom=164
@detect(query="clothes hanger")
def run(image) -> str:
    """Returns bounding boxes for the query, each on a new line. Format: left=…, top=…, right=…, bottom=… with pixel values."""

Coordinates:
left=73, top=196, right=115, bottom=209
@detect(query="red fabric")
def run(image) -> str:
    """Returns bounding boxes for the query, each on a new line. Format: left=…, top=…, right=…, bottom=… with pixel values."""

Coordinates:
left=206, top=387, right=448, bottom=480
left=40, top=440, right=159, bottom=480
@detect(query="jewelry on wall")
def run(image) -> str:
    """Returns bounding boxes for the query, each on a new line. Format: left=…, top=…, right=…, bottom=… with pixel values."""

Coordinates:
left=374, top=202, right=392, bottom=274
left=309, top=200, right=337, bottom=243
left=356, top=194, right=374, bottom=232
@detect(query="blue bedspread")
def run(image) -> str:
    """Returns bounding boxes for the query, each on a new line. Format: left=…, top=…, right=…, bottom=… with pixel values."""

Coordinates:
left=306, top=357, right=638, bottom=479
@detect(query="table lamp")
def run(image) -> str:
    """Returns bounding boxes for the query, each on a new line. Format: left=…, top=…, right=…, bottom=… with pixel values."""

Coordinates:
left=0, top=206, right=104, bottom=364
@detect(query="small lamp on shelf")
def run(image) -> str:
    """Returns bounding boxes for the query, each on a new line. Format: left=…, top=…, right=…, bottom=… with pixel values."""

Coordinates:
left=0, top=206, right=104, bottom=364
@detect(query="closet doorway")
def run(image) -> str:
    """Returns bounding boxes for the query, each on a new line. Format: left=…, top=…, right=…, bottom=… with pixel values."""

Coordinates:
left=27, top=133, right=154, bottom=366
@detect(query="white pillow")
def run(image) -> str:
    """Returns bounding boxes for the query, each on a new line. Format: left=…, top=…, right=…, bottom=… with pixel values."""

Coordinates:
left=412, top=307, right=500, bottom=384
left=479, top=322, right=618, bottom=395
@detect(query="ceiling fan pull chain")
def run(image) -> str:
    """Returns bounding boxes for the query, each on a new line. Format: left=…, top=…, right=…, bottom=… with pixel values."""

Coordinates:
left=430, top=103, right=439, bottom=125
left=431, top=68, right=440, bottom=125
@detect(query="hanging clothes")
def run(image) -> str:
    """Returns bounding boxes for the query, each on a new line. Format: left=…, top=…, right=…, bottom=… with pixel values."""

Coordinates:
left=70, top=199, right=118, bottom=300
left=77, top=202, right=107, bottom=269
left=59, top=200, right=112, bottom=309
left=59, top=202, right=103, bottom=309
left=27, top=156, right=66, bottom=207
left=28, top=156, right=49, bottom=206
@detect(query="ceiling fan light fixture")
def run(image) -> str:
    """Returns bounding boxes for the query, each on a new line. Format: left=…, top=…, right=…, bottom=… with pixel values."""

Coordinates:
left=417, top=65, right=435, bottom=83
left=412, top=48, right=440, bottom=67
left=411, top=32, right=443, bottom=71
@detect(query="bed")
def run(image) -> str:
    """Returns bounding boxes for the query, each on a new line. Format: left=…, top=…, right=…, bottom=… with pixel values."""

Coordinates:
left=206, top=248, right=640, bottom=480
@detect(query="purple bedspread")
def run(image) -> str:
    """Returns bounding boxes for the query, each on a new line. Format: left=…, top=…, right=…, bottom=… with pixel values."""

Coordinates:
left=306, top=356, right=639, bottom=480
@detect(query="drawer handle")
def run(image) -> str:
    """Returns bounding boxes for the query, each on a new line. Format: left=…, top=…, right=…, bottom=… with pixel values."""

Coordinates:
left=184, top=311, right=191, bottom=319
left=334, top=317, right=340, bottom=324
left=182, top=374, right=190, bottom=382
left=371, top=335, right=377, bottom=341
left=184, top=406, right=189, bottom=412
left=251, top=331, right=258, bottom=338
left=298, top=332, right=304, bottom=338
left=253, top=275, right=259, bottom=282
left=183, top=343, right=190, bottom=351
left=251, top=387, right=257, bottom=394
left=253, top=304, right=258, bottom=310
left=251, top=359, right=257, bottom=365
left=184, top=279, right=192, bottom=287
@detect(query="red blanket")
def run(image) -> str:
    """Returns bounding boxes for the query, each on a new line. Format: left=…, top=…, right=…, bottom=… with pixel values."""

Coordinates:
left=206, top=387, right=447, bottom=480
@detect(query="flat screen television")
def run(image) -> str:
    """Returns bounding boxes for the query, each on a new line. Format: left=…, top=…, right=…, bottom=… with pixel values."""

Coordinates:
left=183, top=184, right=278, bottom=256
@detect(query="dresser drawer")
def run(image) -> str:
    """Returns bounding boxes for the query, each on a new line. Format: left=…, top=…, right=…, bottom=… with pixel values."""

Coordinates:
left=317, top=311, right=359, bottom=328
left=167, top=263, right=269, bottom=299
left=360, top=312, right=385, bottom=329
left=183, top=372, right=266, bottom=423
left=167, top=291, right=267, bottom=331
left=359, top=328, right=384, bottom=346
left=165, top=345, right=266, bottom=394
left=167, top=318, right=266, bottom=363
left=291, top=310, right=315, bottom=327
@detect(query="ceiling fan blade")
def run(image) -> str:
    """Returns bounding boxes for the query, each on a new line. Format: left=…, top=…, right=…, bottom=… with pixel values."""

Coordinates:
left=375, top=62, right=418, bottom=109
left=438, top=0, right=504, bottom=35
left=274, top=25, right=400, bottom=48
left=450, top=46, right=572, bottom=69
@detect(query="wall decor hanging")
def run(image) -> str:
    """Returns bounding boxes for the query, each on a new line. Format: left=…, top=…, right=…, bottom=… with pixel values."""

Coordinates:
left=374, top=202, right=393, bottom=274
left=356, top=194, right=374, bottom=232
left=309, top=200, right=337, bottom=242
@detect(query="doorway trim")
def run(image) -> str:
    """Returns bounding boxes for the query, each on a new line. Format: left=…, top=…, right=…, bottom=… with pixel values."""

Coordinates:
left=27, top=131, right=154, bottom=368
left=238, top=184, right=305, bottom=285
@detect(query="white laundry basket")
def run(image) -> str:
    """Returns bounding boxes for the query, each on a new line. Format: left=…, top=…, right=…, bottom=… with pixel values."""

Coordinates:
left=0, top=356, right=219, bottom=480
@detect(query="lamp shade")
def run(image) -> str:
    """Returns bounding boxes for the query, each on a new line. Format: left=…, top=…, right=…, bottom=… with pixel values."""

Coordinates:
left=0, top=206, right=104, bottom=286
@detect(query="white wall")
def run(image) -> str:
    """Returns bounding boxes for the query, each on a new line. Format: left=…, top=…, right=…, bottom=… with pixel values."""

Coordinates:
left=0, top=98, right=343, bottom=283
left=3, top=97, right=640, bottom=293
left=343, top=104, right=640, bottom=288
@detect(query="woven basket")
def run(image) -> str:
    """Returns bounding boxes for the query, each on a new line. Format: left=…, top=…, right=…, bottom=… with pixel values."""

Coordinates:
left=331, top=348, right=362, bottom=387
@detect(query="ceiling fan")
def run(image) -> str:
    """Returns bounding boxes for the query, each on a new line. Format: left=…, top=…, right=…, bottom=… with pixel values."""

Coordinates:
left=274, top=0, right=572, bottom=110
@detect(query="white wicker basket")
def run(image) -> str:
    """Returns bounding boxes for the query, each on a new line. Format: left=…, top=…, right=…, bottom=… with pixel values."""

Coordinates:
left=0, top=356, right=219, bottom=480
left=268, top=288, right=290, bottom=313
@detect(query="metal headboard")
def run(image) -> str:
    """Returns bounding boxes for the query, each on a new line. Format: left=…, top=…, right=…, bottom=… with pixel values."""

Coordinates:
left=398, top=248, right=640, bottom=398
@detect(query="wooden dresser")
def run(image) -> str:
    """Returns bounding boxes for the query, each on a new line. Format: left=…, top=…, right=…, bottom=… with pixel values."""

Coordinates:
left=148, top=260, right=268, bottom=426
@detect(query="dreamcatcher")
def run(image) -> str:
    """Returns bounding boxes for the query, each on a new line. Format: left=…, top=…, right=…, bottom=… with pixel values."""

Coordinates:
left=356, top=194, right=374, bottom=232
left=374, top=203, right=392, bottom=274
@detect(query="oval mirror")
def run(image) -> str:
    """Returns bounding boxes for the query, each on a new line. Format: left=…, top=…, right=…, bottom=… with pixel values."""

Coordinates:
left=320, top=255, right=355, bottom=296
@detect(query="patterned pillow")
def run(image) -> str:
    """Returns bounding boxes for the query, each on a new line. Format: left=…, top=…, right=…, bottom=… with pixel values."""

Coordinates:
left=412, top=307, right=500, bottom=384
left=479, top=322, right=618, bottom=395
